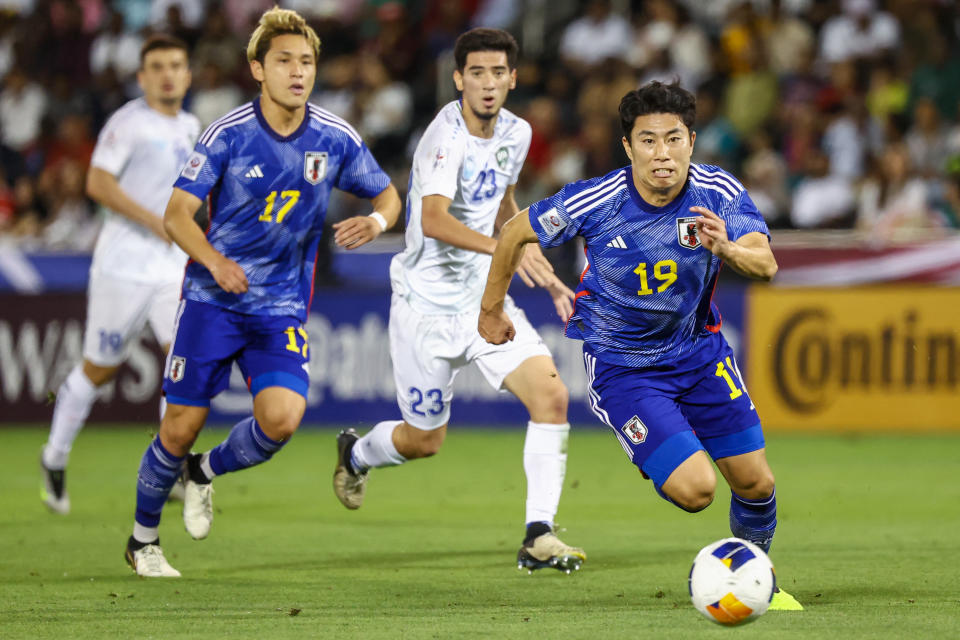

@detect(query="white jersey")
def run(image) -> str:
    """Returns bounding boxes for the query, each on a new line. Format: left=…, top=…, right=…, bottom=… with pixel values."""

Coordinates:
left=391, top=100, right=531, bottom=314
left=89, top=98, right=200, bottom=284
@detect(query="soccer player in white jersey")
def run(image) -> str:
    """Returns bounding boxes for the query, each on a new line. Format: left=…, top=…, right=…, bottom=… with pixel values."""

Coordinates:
left=333, top=28, right=586, bottom=573
left=40, top=34, right=200, bottom=515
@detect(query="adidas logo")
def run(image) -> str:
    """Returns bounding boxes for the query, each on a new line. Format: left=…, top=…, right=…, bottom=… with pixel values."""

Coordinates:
left=244, top=165, right=264, bottom=178
left=606, top=236, right=627, bottom=249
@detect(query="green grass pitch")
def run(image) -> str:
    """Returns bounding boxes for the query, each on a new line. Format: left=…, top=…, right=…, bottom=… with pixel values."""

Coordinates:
left=1, top=426, right=957, bottom=639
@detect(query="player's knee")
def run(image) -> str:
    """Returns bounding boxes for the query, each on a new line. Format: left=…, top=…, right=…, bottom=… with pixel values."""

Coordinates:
left=159, top=411, right=203, bottom=456
left=527, top=380, right=569, bottom=423
left=256, top=409, right=301, bottom=442
left=663, top=466, right=717, bottom=512
left=409, top=428, right=446, bottom=458
left=733, top=469, right=776, bottom=500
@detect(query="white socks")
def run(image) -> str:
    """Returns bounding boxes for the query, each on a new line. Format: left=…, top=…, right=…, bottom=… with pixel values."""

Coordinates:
left=523, top=421, right=570, bottom=525
left=351, top=420, right=406, bottom=472
left=43, top=366, right=98, bottom=469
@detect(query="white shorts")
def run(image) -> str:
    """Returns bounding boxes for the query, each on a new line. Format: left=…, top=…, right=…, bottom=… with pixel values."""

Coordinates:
left=390, top=293, right=551, bottom=429
left=82, top=272, right=182, bottom=367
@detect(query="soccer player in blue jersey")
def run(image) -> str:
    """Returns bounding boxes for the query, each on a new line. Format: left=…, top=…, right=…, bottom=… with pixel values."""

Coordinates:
left=122, top=7, right=401, bottom=577
left=479, top=81, right=801, bottom=609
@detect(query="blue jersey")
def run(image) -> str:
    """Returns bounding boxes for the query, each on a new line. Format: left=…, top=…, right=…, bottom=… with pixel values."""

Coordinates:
left=173, top=100, right=390, bottom=321
left=529, top=163, right=769, bottom=368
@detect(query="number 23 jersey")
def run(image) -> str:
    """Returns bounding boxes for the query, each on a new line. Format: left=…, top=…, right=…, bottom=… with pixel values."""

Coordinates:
left=391, top=100, right=531, bottom=314
left=173, top=99, right=390, bottom=321
left=528, top=164, right=769, bottom=369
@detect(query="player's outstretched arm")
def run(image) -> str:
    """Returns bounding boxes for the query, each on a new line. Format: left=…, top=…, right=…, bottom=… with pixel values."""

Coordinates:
left=479, top=210, right=539, bottom=344
left=333, top=183, right=402, bottom=250
left=692, top=206, right=778, bottom=281
left=86, top=167, right=170, bottom=242
left=164, top=187, right=248, bottom=293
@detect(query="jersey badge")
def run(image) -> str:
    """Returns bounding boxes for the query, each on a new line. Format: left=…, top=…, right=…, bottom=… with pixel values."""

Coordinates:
left=304, top=151, right=328, bottom=184
left=621, top=415, right=647, bottom=445
left=169, top=356, right=186, bottom=383
left=677, top=216, right=701, bottom=249
left=180, top=152, right=206, bottom=181
left=536, top=207, right=566, bottom=238
left=433, top=145, right=448, bottom=170
left=495, top=146, right=509, bottom=170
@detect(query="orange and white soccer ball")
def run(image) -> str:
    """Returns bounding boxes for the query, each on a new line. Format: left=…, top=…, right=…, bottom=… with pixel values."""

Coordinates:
left=688, top=537, right=776, bottom=625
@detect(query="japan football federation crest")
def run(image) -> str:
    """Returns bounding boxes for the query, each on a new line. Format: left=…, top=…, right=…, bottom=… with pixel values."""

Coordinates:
left=621, top=415, right=647, bottom=445
left=304, top=151, right=328, bottom=184
left=676, top=216, right=701, bottom=249
left=169, top=356, right=186, bottom=383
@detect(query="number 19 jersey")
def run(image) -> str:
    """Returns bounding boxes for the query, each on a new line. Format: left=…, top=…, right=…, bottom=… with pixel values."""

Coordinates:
left=174, top=99, right=390, bottom=321
left=391, top=100, right=531, bottom=314
left=528, top=164, right=769, bottom=369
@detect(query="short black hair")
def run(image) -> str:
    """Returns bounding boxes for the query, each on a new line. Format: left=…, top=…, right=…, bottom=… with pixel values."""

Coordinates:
left=453, top=28, right=519, bottom=71
left=140, top=33, right=189, bottom=67
left=619, top=80, right=696, bottom=139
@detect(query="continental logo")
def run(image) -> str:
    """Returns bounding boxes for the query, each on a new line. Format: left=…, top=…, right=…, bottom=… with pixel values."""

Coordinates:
left=772, top=308, right=957, bottom=413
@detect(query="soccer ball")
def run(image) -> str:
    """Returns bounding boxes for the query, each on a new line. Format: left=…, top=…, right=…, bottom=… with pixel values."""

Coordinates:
left=688, top=537, right=776, bottom=626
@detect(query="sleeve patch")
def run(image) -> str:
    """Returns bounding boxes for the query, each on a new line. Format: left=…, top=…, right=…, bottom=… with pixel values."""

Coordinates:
left=536, top=207, right=567, bottom=237
left=180, top=151, right=207, bottom=181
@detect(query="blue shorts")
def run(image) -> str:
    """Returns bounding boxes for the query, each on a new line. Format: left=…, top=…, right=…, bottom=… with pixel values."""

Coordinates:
left=162, top=299, right=310, bottom=407
left=584, top=335, right=764, bottom=489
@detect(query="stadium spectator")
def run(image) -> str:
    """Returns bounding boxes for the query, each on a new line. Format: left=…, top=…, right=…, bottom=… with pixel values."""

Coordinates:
left=0, top=65, right=45, bottom=151
left=790, top=149, right=856, bottom=228
left=89, top=8, right=142, bottom=80
left=191, top=5, right=243, bottom=80
left=905, top=97, right=952, bottom=179
left=857, top=141, right=939, bottom=237
left=558, top=0, right=632, bottom=74
left=818, top=0, right=900, bottom=64
left=189, top=60, right=243, bottom=129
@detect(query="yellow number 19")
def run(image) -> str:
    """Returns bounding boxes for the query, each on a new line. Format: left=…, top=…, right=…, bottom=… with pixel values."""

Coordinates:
left=633, top=259, right=678, bottom=295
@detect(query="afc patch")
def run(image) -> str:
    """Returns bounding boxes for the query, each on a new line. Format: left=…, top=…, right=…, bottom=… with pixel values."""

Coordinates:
left=180, top=151, right=206, bottom=181
left=169, top=356, right=186, bottom=383
left=536, top=207, right=566, bottom=238
left=677, top=216, right=701, bottom=249
left=621, top=415, right=647, bottom=445
left=304, top=151, right=328, bottom=184
left=433, top=145, right=449, bottom=170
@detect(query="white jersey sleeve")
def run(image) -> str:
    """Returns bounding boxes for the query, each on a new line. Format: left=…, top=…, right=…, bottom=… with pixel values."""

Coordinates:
left=509, top=120, right=531, bottom=186
left=90, top=111, right=135, bottom=176
left=415, top=119, right=467, bottom=200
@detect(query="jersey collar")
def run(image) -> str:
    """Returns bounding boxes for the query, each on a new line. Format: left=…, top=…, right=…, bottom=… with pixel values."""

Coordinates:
left=252, top=97, right=310, bottom=143
left=625, top=166, right=689, bottom=216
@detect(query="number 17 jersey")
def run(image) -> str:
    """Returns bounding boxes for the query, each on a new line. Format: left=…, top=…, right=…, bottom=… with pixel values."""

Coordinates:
left=528, top=164, right=769, bottom=369
left=173, top=99, right=390, bottom=321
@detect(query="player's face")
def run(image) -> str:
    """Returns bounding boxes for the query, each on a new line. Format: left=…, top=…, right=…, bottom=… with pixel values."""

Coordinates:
left=622, top=113, right=696, bottom=203
left=251, top=34, right=316, bottom=111
left=138, top=48, right=191, bottom=107
left=454, top=51, right=516, bottom=122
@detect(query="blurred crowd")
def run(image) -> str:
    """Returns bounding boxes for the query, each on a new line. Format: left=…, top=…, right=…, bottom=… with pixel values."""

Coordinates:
left=0, top=0, right=959, bottom=259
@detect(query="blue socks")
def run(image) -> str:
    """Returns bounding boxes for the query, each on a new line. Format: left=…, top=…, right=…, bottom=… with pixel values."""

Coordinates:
left=135, top=437, right=185, bottom=531
left=729, top=488, right=777, bottom=553
left=207, top=417, right=286, bottom=476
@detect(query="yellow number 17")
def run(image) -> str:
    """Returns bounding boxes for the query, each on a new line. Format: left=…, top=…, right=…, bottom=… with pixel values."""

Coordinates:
left=259, top=190, right=301, bottom=223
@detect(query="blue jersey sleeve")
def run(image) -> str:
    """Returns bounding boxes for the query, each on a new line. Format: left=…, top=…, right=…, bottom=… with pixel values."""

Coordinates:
left=528, top=170, right=627, bottom=248
left=173, top=134, right=229, bottom=200
left=334, top=139, right=391, bottom=199
left=723, top=190, right=770, bottom=241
